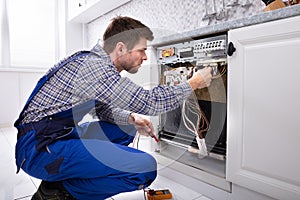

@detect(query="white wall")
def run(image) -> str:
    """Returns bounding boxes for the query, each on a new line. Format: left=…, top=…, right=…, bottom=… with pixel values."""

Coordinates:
left=0, top=0, right=69, bottom=127
left=0, top=70, right=44, bottom=127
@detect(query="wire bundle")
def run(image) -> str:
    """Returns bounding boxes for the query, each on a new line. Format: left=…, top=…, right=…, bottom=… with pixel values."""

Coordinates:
left=211, top=63, right=227, bottom=79
left=182, top=92, right=209, bottom=156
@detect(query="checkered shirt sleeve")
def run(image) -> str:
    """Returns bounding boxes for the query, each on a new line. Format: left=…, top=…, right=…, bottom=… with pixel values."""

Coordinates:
left=21, top=44, right=192, bottom=125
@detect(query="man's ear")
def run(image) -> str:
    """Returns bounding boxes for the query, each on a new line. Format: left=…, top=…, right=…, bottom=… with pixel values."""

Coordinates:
left=116, top=42, right=126, bottom=55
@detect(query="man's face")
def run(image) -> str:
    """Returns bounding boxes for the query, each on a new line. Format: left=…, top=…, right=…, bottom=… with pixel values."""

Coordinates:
left=119, top=37, right=148, bottom=74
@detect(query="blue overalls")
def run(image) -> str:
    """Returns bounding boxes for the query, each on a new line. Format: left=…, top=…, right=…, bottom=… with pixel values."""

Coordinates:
left=14, top=51, right=157, bottom=200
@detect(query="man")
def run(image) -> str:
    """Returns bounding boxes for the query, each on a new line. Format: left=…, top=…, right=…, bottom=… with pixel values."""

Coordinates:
left=14, top=16, right=212, bottom=199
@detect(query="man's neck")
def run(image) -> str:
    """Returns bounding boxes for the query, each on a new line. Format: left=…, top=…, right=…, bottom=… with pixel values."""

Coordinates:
left=109, top=52, right=123, bottom=72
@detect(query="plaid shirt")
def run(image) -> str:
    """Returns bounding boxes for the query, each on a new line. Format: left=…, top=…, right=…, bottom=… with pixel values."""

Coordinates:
left=21, top=44, right=192, bottom=125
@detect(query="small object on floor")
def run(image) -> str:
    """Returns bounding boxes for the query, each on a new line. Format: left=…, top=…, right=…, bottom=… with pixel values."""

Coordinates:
left=145, top=188, right=173, bottom=200
left=31, top=180, right=75, bottom=200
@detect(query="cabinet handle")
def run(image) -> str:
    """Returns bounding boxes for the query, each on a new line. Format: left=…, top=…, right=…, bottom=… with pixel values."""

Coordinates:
left=227, top=42, right=236, bottom=56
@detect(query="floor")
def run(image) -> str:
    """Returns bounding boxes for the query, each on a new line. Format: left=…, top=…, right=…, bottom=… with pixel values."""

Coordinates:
left=0, top=127, right=211, bottom=200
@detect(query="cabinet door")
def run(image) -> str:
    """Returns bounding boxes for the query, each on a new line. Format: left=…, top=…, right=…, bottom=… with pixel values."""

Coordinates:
left=227, top=16, right=300, bottom=200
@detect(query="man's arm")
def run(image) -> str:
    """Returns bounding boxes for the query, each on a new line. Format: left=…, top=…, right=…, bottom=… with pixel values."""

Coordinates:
left=93, top=104, right=155, bottom=138
left=92, top=103, right=131, bottom=125
left=79, top=58, right=212, bottom=118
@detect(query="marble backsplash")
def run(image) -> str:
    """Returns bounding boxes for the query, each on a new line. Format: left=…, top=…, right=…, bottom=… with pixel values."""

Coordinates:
left=87, top=0, right=265, bottom=48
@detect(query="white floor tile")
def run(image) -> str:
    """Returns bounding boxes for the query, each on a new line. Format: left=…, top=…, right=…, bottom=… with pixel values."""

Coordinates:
left=150, top=174, right=202, bottom=200
left=15, top=196, right=32, bottom=200
left=108, top=174, right=203, bottom=200
left=0, top=128, right=37, bottom=200
left=30, top=177, right=41, bottom=189
left=107, top=190, right=145, bottom=200
left=194, top=196, right=212, bottom=200
left=11, top=172, right=37, bottom=199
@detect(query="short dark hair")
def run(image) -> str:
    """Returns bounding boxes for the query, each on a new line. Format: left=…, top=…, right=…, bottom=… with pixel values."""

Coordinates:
left=103, top=16, right=154, bottom=53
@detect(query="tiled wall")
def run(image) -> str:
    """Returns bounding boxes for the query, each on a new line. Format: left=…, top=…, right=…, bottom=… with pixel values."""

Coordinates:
left=87, top=0, right=265, bottom=48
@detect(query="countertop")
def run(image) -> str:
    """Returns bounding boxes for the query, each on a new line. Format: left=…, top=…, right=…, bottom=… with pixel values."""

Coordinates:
left=151, top=4, right=300, bottom=47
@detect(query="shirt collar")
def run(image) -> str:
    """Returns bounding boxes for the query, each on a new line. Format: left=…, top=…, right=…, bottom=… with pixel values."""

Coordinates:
left=90, top=43, right=113, bottom=65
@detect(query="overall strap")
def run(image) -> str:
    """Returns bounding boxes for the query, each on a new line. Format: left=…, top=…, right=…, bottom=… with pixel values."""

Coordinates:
left=14, top=51, right=97, bottom=127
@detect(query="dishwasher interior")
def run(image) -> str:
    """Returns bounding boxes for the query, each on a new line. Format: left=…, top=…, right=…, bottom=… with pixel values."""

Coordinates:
left=156, top=34, right=228, bottom=178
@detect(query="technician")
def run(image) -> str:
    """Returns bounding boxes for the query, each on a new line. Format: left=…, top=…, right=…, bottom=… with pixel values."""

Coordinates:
left=14, top=16, right=212, bottom=200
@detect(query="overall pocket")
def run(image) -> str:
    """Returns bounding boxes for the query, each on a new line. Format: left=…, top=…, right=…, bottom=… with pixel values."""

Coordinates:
left=35, top=122, right=78, bottom=152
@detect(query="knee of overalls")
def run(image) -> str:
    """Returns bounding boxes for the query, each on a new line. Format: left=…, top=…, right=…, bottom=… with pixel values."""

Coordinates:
left=137, top=153, right=158, bottom=187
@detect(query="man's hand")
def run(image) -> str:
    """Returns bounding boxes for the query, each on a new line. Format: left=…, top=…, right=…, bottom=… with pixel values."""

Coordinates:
left=128, top=113, right=155, bottom=137
left=188, top=67, right=212, bottom=90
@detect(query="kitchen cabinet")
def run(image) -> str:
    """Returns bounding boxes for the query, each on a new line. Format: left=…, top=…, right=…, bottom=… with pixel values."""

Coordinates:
left=226, top=15, right=300, bottom=200
left=68, top=0, right=131, bottom=23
